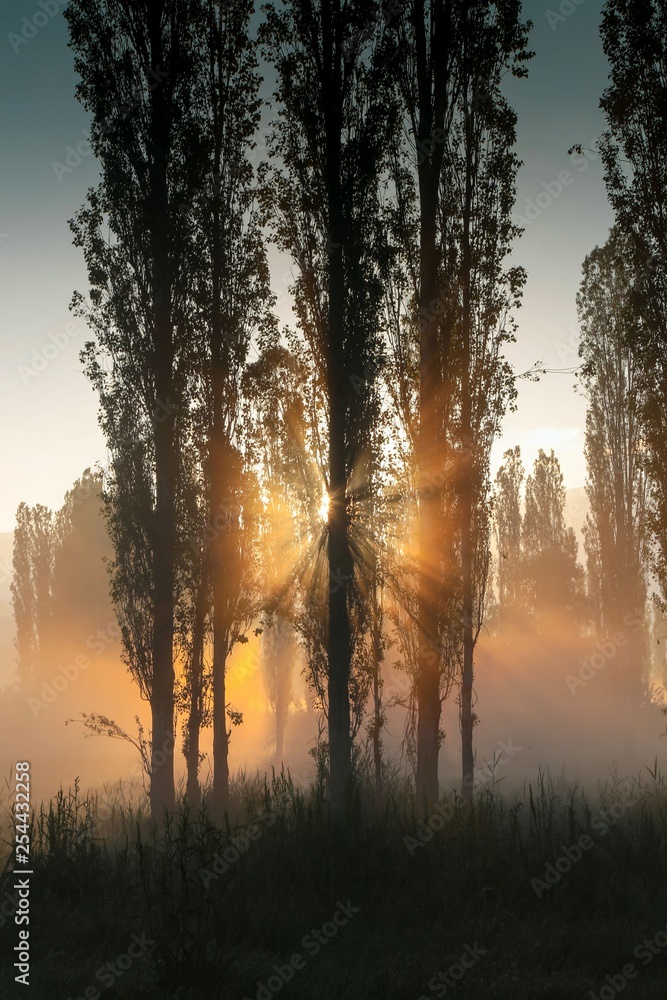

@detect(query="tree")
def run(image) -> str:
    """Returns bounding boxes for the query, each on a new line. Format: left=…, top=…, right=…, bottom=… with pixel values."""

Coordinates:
left=11, top=502, right=56, bottom=695
left=67, top=0, right=205, bottom=817
left=12, top=474, right=116, bottom=700
left=67, top=0, right=270, bottom=819
left=261, top=0, right=392, bottom=817
left=262, top=612, right=297, bottom=764
left=523, top=449, right=582, bottom=617
left=443, top=0, right=528, bottom=800
left=174, top=436, right=212, bottom=807
left=51, top=470, right=114, bottom=651
left=244, top=339, right=337, bottom=775
left=578, top=230, right=649, bottom=699
left=598, top=0, right=667, bottom=606
left=183, top=0, right=273, bottom=818
left=493, top=446, right=524, bottom=626
left=389, top=0, right=462, bottom=808
left=11, top=504, right=35, bottom=694
left=389, top=0, right=530, bottom=804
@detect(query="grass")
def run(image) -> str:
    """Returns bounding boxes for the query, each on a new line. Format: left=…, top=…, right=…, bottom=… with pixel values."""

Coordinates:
left=2, top=765, right=667, bottom=999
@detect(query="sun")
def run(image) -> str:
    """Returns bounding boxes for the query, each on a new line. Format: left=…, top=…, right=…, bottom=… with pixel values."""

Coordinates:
left=319, top=489, right=330, bottom=523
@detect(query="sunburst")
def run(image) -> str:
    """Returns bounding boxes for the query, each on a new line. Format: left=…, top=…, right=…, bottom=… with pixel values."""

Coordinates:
left=318, top=488, right=330, bottom=523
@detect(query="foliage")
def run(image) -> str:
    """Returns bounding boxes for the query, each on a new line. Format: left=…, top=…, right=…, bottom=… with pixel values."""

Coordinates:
left=599, top=0, right=667, bottom=606
left=578, top=229, right=650, bottom=699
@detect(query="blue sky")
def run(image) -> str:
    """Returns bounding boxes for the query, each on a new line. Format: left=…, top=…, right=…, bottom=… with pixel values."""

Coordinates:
left=0, top=0, right=614, bottom=531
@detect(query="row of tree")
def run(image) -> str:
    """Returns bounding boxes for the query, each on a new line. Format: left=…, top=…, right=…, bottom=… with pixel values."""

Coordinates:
left=11, top=471, right=113, bottom=693
left=48, top=0, right=534, bottom=820
left=492, top=447, right=583, bottom=627
left=553, top=0, right=667, bottom=707
left=489, top=0, right=667, bottom=707
left=13, top=0, right=666, bottom=821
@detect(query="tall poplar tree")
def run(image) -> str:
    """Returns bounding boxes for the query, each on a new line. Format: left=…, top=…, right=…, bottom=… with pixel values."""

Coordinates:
left=260, top=0, right=392, bottom=816
left=598, top=0, right=667, bottom=603
left=445, top=0, right=527, bottom=800
left=390, top=0, right=530, bottom=804
left=184, top=0, right=273, bottom=817
left=523, top=449, right=581, bottom=616
left=67, top=0, right=209, bottom=816
left=578, top=231, right=649, bottom=698
left=493, top=446, right=524, bottom=627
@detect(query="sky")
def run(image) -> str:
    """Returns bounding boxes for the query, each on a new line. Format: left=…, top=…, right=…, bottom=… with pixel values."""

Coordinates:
left=0, top=0, right=615, bottom=533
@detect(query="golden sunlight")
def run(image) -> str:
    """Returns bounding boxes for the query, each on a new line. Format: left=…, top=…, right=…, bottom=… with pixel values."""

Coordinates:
left=319, top=488, right=330, bottom=523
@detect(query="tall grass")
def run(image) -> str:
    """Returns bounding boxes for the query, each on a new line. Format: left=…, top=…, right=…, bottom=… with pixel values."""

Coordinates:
left=2, top=765, right=667, bottom=998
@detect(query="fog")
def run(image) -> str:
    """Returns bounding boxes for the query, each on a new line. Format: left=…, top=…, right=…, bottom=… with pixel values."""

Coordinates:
left=2, top=506, right=665, bottom=811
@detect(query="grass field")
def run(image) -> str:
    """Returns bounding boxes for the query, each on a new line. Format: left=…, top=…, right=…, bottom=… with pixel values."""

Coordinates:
left=2, top=765, right=667, bottom=999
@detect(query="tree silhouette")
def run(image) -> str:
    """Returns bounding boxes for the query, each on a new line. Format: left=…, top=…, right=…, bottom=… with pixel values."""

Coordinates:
left=388, top=0, right=530, bottom=804
left=578, top=230, right=649, bottom=699
left=11, top=503, right=54, bottom=694
left=184, top=0, right=273, bottom=818
left=51, top=470, right=114, bottom=651
left=260, top=0, right=392, bottom=817
left=443, top=0, right=529, bottom=800
left=523, top=449, right=582, bottom=619
left=493, top=446, right=525, bottom=627
left=67, top=0, right=209, bottom=816
left=599, top=0, right=667, bottom=611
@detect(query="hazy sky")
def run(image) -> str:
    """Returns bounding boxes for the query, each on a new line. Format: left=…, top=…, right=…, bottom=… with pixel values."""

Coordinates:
left=0, top=0, right=614, bottom=532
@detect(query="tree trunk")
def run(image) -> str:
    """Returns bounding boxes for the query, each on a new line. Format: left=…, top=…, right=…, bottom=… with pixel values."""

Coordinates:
left=415, top=182, right=443, bottom=809
left=412, top=0, right=454, bottom=810
left=147, top=5, right=176, bottom=819
left=460, top=127, right=475, bottom=804
left=274, top=625, right=291, bottom=765
left=372, top=612, right=383, bottom=798
left=186, top=570, right=208, bottom=807
left=212, top=628, right=229, bottom=818
left=327, top=382, right=352, bottom=817
left=275, top=692, right=285, bottom=766
left=460, top=474, right=474, bottom=802
left=324, top=29, right=352, bottom=819
left=149, top=353, right=176, bottom=819
left=210, top=377, right=230, bottom=820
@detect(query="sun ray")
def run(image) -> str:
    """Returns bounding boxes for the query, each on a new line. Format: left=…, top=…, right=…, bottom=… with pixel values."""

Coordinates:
left=318, top=488, right=329, bottom=523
